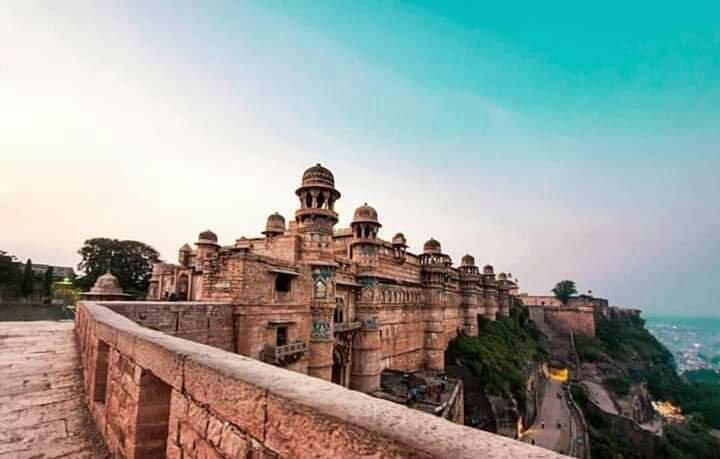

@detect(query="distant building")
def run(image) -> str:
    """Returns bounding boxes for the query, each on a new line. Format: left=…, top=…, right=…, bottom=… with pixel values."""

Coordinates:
left=31, top=263, right=75, bottom=279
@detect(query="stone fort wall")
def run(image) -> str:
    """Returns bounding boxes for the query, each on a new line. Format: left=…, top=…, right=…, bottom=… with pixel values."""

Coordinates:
left=101, top=301, right=235, bottom=352
left=526, top=304, right=596, bottom=338
left=75, top=301, right=564, bottom=459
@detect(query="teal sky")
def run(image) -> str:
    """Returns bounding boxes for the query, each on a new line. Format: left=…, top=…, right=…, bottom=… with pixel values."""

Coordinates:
left=1, top=1, right=719, bottom=315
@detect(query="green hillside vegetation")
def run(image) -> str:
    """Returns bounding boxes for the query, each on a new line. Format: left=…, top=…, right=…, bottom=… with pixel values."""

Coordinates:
left=446, top=304, right=547, bottom=408
left=572, top=384, right=720, bottom=459
left=574, top=314, right=720, bottom=439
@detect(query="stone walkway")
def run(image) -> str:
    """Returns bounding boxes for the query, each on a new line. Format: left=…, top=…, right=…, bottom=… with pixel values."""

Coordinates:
left=0, top=321, right=106, bottom=458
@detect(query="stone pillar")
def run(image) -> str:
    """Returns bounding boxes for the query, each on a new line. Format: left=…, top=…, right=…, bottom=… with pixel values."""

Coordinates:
left=308, top=309, right=333, bottom=381
left=423, top=300, right=445, bottom=372
left=350, top=316, right=380, bottom=392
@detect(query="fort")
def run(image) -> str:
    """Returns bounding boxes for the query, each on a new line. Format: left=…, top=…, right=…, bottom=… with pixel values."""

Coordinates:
left=146, top=163, right=519, bottom=392
left=1, top=164, right=571, bottom=458
left=519, top=293, right=641, bottom=339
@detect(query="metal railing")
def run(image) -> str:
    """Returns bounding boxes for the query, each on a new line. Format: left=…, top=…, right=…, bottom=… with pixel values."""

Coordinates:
left=263, top=341, right=307, bottom=365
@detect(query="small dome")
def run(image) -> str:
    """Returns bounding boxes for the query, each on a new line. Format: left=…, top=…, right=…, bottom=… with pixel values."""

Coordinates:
left=179, top=243, right=192, bottom=252
left=483, top=264, right=495, bottom=275
left=301, top=163, right=335, bottom=188
left=498, top=272, right=507, bottom=281
left=423, top=238, right=442, bottom=254
left=461, top=254, right=476, bottom=267
left=198, top=229, right=218, bottom=244
left=90, top=271, right=124, bottom=295
left=263, top=212, right=286, bottom=235
left=392, top=232, right=407, bottom=246
left=352, top=203, right=380, bottom=225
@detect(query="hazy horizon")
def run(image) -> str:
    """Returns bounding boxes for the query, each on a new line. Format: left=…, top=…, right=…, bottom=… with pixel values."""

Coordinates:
left=2, top=1, right=719, bottom=316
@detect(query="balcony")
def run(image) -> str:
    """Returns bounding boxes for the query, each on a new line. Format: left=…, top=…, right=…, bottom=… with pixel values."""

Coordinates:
left=333, top=321, right=362, bottom=333
left=262, top=341, right=307, bottom=366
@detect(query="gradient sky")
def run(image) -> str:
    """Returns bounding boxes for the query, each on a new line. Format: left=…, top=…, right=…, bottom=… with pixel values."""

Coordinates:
left=2, top=1, right=719, bottom=315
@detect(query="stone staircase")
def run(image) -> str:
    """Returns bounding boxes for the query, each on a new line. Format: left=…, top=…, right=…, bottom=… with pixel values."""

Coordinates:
left=0, top=321, right=106, bottom=458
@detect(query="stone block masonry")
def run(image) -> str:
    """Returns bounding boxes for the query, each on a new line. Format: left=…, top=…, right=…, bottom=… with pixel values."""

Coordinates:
left=76, top=301, right=567, bottom=458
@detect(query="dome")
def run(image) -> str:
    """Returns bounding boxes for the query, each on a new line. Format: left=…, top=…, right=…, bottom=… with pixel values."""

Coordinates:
left=392, top=232, right=407, bottom=246
left=179, top=243, right=192, bottom=252
left=483, top=264, right=495, bottom=275
left=89, top=271, right=124, bottom=295
left=301, top=163, right=335, bottom=188
left=352, top=203, right=380, bottom=225
left=498, top=272, right=507, bottom=281
left=198, top=229, right=218, bottom=244
left=461, top=254, right=476, bottom=267
left=263, top=212, right=286, bottom=235
left=423, top=238, right=442, bottom=254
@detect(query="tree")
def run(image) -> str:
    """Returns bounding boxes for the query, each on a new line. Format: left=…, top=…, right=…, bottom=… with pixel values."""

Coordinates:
left=77, top=238, right=159, bottom=296
left=43, top=266, right=54, bottom=298
left=552, top=280, right=577, bottom=305
left=21, top=259, right=34, bottom=297
left=0, top=250, right=22, bottom=298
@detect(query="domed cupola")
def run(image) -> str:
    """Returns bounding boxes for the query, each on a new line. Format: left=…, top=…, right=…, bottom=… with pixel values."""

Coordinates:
left=295, top=163, right=341, bottom=234
left=80, top=270, right=131, bottom=300
left=263, top=212, right=286, bottom=237
left=350, top=203, right=382, bottom=263
left=178, top=243, right=193, bottom=266
left=461, top=254, right=475, bottom=267
left=498, top=272, right=507, bottom=281
left=483, top=264, right=495, bottom=275
left=460, top=253, right=479, bottom=275
left=195, top=229, right=219, bottom=264
left=419, top=237, right=451, bottom=267
left=197, top=230, right=218, bottom=246
left=301, top=163, right=336, bottom=188
left=423, top=238, right=442, bottom=255
left=352, top=203, right=380, bottom=225
left=351, top=203, right=381, bottom=241
left=391, top=232, right=408, bottom=260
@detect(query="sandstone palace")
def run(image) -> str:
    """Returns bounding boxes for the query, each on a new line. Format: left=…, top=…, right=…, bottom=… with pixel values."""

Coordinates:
left=147, top=164, right=518, bottom=392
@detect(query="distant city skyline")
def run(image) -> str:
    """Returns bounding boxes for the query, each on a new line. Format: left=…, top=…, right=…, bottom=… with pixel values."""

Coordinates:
left=1, top=1, right=719, bottom=315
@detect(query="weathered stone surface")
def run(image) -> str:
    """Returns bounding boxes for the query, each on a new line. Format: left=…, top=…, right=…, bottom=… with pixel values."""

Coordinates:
left=0, top=321, right=106, bottom=458
left=72, top=302, right=569, bottom=458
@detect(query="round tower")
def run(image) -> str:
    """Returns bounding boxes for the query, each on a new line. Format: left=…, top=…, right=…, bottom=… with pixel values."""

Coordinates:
left=482, top=264, right=498, bottom=320
left=295, top=163, right=341, bottom=235
left=195, top=229, right=219, bottom=269
left=295, top=164, right=341, bottom=382
left=391, top=232, right=408, bottom=260
left=350, top=203, right=381, bottom=263
left=178, top=243, right=192, bottom=267
left=459, top=254, right=482, bottom=336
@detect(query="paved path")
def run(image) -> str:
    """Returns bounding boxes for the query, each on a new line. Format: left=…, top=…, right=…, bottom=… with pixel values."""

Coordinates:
left=521, top=380, right=572, bottom=454
left=0, top=321, right=105, bottom=458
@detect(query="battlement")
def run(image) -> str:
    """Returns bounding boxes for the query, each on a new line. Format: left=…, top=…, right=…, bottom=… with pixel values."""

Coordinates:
left=75, top=301, right=564, bottom=458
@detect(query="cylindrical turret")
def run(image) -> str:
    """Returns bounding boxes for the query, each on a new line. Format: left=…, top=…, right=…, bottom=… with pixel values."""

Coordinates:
left=294, top=163, right=341, bottom=235
left=263, top=212, right=286, bottom=238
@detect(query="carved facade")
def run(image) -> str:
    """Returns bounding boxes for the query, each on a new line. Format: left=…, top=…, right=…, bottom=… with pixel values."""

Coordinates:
left=147, top=164, right=518, bottom=392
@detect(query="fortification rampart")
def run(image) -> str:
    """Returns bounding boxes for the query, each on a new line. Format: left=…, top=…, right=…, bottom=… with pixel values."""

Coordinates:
left=75, top=301, right=566, bottom=458
left=526, top=303, right=596, bottom=337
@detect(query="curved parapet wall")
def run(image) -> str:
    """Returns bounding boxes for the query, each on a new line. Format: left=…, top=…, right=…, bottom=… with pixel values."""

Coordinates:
left=75, top=301, right=566, bottom=458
